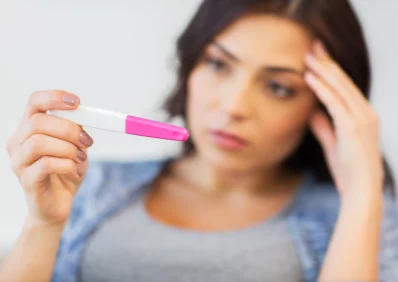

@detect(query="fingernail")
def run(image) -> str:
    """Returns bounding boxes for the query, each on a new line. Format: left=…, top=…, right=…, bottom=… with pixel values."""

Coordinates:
left=77, top=148, right=87, bottom=162
left=305, top=52, right=315, bottom=63
left=314, top=40, right=326, bottom=55
left=79, top=131, right=93, bottom=147
left=76, top=166, right=84, bottom=177
left=304, top=71, right=314, bottom=82
left=63, top=93, right=79, bottom=106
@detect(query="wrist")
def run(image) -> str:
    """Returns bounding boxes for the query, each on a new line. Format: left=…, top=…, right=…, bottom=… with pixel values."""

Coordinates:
left=340, top=189, right=383, bottom=220
left=24, top=215, right=66, bottom=235
left=340, top=178, right=383, bottom=203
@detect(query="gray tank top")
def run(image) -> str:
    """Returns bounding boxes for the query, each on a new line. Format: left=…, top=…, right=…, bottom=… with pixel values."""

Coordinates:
left=79, top=187, right=305, bottom=282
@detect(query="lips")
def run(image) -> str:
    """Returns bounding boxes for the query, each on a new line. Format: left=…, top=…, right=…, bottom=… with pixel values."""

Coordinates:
left=209, top=129, right=248, bottom=150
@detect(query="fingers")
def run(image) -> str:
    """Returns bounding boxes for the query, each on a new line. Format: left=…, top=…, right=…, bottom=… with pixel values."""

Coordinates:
left=304, top=71, right=348, bottom=121
left=21, top=157, right=80, bottom=191
left=304, top=40, right=370, bottom=117
left=304, top=53, right=379, bottom=135
left=14, top=112, right=93, bottom=149
left=7, top=89, right=94, bottom=186
left=11, top=134, right=87, bottom=173
left=75, top=147, right=88, bottom=178
left=21, top=90, right=80, bottom=123
left=309, top=109, right=336, bottom=159
left=75, top=159, right=88, bottom=179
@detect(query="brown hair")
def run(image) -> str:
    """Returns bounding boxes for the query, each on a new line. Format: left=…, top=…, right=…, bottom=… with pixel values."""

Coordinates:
left=163, top=0, right=395, bottom=190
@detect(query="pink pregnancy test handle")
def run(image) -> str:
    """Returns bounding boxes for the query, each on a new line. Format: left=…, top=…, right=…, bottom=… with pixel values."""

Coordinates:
left=126, top=115, right=189, bottom=141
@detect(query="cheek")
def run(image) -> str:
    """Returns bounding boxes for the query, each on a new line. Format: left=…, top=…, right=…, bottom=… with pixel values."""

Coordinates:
left=251, top=106, right=312, bottom=166
left=270, top=115, right=307, bottom=144
left=259, top=98, right=317, bottom=149
left=186, top=67, right=218, bottom=127
left=185, top=68, right=214, bottom=148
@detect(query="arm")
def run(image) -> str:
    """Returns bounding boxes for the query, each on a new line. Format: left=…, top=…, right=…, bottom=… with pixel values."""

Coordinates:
left=319, top=189, right=382, bottom=281
left=0, top=218, right=65, bottom=282
left=0, top=90, right=93, bottom=282
left=304, top=40, right=385, bottom=281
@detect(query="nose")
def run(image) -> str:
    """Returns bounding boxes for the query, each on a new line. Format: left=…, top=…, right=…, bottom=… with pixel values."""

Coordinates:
left=221, top=77, right=254, bottom=121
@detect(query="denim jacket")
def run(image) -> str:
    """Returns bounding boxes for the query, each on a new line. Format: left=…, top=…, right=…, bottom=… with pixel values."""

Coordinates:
left=51, top=158, right=398, bottom=282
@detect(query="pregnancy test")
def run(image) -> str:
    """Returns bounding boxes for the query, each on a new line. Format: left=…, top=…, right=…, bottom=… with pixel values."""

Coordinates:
left=47, top=105, right=189, bottom=142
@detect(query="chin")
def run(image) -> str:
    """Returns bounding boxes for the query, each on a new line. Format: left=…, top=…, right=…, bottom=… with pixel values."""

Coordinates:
left=197, top=144, right=260, bottom=172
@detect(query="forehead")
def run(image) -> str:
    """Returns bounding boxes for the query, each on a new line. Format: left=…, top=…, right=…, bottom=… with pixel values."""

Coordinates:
left=213, top=14, right=314, bottom=70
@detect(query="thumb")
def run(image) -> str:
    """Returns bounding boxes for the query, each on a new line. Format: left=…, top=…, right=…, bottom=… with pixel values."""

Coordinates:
left=309, top=109, right=336, bottom=160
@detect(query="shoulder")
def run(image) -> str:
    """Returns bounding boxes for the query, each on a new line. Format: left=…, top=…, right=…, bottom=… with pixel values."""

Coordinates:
left=294, top=177, right=341, bottom=220
left=52, top=157, right=168, bottom=280
left=296, top=176, right=398, bottom=220
left=75, top=157, right=168, bottom=199
left=295, top=177, right=398, bottom=278
left=64, top=157, right=168, bottom=238
left=379, top=192, right=398, bottom=279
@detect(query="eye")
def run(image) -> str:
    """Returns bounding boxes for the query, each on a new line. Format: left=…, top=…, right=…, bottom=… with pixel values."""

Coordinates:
left=268, top=80, right=295, bottom=98
left=203, top=56, right=229, bottom=72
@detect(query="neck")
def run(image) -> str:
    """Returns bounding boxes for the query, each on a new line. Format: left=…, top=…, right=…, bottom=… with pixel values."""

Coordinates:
left=173, top=153, right=302, bottom=197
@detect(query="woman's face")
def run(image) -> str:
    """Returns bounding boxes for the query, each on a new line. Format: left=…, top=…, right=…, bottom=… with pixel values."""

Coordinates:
left=186, top=14, right=318, bottom=171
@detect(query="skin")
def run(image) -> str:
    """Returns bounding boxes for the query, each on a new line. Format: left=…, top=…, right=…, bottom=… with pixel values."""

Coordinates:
left=1, top=90, right=92, bottom=282
left=186, top=15, right=317, bottom=172
left=146, top=15, right=317, bottom=231
left=0, top=14, right=383, bottom=282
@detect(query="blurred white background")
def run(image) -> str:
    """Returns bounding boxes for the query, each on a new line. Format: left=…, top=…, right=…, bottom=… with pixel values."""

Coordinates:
left=0, top=0, right=397, bottom=258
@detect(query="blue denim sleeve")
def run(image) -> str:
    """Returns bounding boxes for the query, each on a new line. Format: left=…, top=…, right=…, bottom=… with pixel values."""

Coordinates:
left=51, top=161, right=106, bottom=282
left=379, top=194, right=398, bottom=281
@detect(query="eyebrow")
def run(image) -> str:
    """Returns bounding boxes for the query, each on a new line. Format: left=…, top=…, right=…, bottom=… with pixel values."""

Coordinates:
left=211, top=41, right=305, bottom=76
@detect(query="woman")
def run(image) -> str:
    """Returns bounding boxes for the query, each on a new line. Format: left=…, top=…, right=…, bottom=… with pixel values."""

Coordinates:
left=1, top=0, right=398, bottom=281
